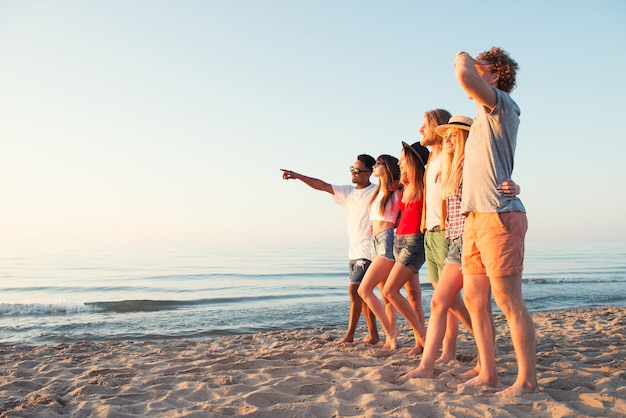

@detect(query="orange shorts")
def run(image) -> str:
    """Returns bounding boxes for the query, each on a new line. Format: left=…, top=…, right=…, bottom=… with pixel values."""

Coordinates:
left=461, top=211, right=527, bottom=277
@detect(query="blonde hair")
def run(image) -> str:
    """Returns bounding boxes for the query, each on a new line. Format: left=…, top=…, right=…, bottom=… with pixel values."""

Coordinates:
left=441, top=128, right=469, bottom=198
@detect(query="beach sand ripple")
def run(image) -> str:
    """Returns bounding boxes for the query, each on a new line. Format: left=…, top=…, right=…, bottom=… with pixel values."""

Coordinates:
left=1, top=307, right=625, bottom=417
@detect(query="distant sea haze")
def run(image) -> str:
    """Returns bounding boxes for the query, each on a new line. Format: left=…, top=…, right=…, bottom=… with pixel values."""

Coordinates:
left=1, top=240, right=624, bottom=346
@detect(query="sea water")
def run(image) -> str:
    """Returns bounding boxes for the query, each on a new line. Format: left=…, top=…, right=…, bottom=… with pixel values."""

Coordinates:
left=1, top=240, right=624, bottom=346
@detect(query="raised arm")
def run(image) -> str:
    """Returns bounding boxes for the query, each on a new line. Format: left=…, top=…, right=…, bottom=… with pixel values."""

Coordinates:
left=280, top=169, right=334, bottom=194
left=454, top=52, right=497, bottom=110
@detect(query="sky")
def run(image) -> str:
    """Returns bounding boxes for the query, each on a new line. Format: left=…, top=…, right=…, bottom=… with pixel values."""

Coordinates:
left=1, top=1, right=625, bottom=251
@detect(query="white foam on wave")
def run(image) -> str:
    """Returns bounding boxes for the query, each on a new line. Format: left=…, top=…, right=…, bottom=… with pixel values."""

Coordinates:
left=0, top=300, right=103, bottom=316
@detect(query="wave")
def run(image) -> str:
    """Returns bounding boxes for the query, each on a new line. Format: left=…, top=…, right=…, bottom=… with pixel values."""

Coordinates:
left=143, top=271, right=347, bottom=281
left=2, top=278, right=619, bottom=318
left=0, top=292, right=346, bottom=316
left=0, top=301, right=102, bottom=316
left=523, top=276, right=626, bottom=285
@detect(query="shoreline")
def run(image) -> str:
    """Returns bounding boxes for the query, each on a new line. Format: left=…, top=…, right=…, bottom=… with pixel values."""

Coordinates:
left=1, top=306, right=625, bottom=417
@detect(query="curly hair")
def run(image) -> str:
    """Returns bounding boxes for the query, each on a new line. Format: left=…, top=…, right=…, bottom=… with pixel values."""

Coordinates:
left=476, top=47, right=519, bottom=93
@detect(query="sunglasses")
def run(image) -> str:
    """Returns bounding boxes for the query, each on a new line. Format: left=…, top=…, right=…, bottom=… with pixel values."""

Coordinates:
left=350, top=166, right=371, bottom=175
left=373, top=161, right=386, bottom=167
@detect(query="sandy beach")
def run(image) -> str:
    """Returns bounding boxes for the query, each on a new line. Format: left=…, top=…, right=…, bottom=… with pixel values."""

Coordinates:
left=1, top=306, right=625, bottom=417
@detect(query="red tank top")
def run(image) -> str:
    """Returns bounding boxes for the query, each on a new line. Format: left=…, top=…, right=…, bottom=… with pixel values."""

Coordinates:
left=397, top=198, right=423, bottom=235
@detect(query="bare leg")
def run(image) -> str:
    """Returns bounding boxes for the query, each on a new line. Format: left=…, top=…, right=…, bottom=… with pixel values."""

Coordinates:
left=405, top=273, right=425, bottom=357
left=447, top=264, right=473, bottom=332
left=437, top=312, right=458, bottom=363
left=338, top=283, right=362, bottom=344
left=488, top=286, right=496, bottom=347
left=451, top=285, right=491, bottom=382
left=458, top=273, right=499, bottom=389
left=383, top=263, right=426, bottom=356
left=454, top=287, right=496, bottom=378
left=396, top=263, right=464, bottom=382
left=381, top=282, right=398, bottom=349
left=490, top=273, right=538, bottom=396
left=362, top=302, right=379, bottom=345
left=357, top=257, right=395, bottom=347
left=405, top=272, right=424, bottom=325
left=383, top=282, right=398, bottom=331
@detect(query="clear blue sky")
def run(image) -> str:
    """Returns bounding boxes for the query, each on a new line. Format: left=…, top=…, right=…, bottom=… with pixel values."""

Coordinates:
left=1, top=1, right=624, bottom=250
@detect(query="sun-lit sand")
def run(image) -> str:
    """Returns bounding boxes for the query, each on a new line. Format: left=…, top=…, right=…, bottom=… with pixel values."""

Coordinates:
left=1, top=307, right=625, bottom=417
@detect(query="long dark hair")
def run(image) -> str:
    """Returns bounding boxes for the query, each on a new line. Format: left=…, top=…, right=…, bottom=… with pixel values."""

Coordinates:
left=370, top=154, right=400, bottom=215
left=401, top=148, right=426, bottom=203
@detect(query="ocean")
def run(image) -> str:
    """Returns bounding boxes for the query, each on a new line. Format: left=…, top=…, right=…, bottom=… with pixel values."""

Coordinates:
left=1, top=240, right=625, bottom=346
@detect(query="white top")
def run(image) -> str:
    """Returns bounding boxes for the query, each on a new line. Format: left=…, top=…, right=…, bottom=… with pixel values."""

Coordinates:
left=332, top=183, right=378, bottom=260
left=369, top=188, right=400, bottom=223
left=425, top=152, right=443, bottom=230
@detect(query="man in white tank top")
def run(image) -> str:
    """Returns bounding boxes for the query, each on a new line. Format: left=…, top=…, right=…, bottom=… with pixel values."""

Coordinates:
left=420, top=110, right=450, bottom=287
left=420, top=109, right=467, bottom=363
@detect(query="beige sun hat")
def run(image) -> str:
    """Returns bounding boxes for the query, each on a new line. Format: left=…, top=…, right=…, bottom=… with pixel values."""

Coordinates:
left=435, top=115, right=473, bottom=137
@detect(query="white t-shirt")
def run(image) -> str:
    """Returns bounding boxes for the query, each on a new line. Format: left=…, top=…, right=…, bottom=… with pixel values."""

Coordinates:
left=332, top=183, right=377, bottom=260
left=425, top=152, right=443, bottom=230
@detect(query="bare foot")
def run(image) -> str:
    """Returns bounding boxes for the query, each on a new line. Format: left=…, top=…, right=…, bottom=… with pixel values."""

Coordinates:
left=395, top=366, right=434, bottom=384
left=447, top=375, right=500, bottom=390
left=452, top=366, right=480, bottom=381
left=435, top=353, right=456, bottom=365
left=363, top=335, right=380, bottom=345
left=385, top=328, right=399, bottom=350
left=493, top=382, right=539, bottom=397
left=418, top=327, right=427, bottom=347
left=408, top=344, right=423, bottom=356
left=333, top=335, right=354, bottom=346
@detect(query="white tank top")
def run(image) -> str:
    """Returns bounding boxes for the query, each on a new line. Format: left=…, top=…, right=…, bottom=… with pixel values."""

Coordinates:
left=425, top=152, right=443, bottom=230
left=369, top=189, right=400, bottom=223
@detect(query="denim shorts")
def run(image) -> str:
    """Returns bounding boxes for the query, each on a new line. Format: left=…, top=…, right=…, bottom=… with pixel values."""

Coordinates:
left=372, top=228, right=395, bottom=260
left=445, top=236, right=463, bottom=265
left=348, top=258, right=372, bottom=285
left=393, top=233, right=426, bottom=273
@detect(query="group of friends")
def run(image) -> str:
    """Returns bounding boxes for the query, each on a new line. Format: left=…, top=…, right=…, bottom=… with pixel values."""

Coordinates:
left=281, top=47, right=538, bottom=397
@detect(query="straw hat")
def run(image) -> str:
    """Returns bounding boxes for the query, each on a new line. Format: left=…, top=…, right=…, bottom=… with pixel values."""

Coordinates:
left=435, top=115, right=473, bottom=137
